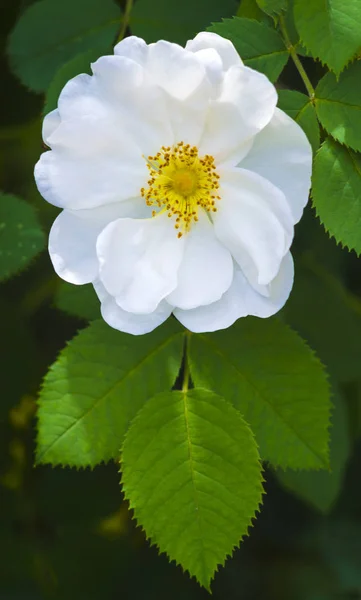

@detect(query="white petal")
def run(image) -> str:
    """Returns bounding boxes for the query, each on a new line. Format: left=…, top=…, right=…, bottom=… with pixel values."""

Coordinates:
left=174, top=253, right=294, bottom=332
left=114, top=36, right=148, bottom=66
left=57, top=60, right=173, bottom=156
left=94, top=280, right=173, bottom=335
left=34, top=147, right=146, bottom=210
left=199, top=64, right=277, bottom=166
left=191, top=48, right=224, bottom=86
left=49, top=198, right=149, bottom=284
left=166, top=211, right=233, bottom=310
left=147, top=40, right=206, bottom=101
left=186, top=32, right=242, bottom=70
left=43, top=109, right=60, bottom=144
left=97, top=213, right=185, bottom=314
left=213, top=167, right=294, bottom=286
left=240, top=108, right=312, bottom=222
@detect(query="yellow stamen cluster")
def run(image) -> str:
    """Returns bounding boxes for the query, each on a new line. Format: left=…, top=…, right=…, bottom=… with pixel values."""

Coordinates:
left=140, top=142, right=221, bottom=237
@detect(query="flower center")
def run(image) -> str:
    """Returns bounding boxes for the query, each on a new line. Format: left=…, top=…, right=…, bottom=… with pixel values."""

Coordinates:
left=140, top=142, right=221, bottom=237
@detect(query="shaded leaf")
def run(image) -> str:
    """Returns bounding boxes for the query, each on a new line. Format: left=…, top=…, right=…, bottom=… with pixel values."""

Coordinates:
left=276, top=389, right=350, bottom=513
left=0, top=193, right=45, bottom=281
left=208, top=17, right=288, bottom=82
left=44, top=49, right=102, bottom=115
left=256, top=0, right=287, bottom=17
left=188, top=318, right=331, bottom=469
left=282, top=255, right=361, bottom=382
left=122, top=388, right=263, bottom=589
left=315, top=62, right=361, bottom=153
left=8, top=0, right=121, bottom=92
left=293, top=0, right=361, bottom=75
left=54, top=282, right=100, bottom=321
left=36, top=319, right=184, bottom=467
left=130, top=0, right=238, bottom=45
left=278, top=89, right=320, bottom=154
left=312, top=139, right=361, bottom=254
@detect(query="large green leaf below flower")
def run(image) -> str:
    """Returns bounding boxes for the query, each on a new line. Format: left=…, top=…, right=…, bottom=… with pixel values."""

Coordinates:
left=36, top=319, right=184, bottom=467
left=121, top=388, right=263, bottom=589
left=188, top=317, right=331, bottom=470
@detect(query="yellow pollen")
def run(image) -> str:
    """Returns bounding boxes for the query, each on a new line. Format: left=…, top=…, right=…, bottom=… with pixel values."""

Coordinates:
left=140, top=141, right=221, bottom=235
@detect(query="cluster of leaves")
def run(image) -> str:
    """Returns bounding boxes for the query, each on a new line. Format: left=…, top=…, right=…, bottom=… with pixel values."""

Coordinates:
left=2, top=0, right=361, bottom=591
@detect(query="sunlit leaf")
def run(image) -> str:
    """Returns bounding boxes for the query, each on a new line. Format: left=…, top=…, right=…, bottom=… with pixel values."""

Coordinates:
left=188, top=318, right=331, bottom=469
left=122, top=388, right=263, bottom=589
left=208, top=17, right=288, bottom=82
left=312, top=139, right=361, bottom=254
left=315, top=62, right=361, bottom=153
left=293, top=0, right=361, bottom=74
left=36, top=319, right=184, bottom=467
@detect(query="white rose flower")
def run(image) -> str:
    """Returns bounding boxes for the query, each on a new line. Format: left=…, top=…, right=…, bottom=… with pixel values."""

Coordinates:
left=35, top=33, right=312, bottom=335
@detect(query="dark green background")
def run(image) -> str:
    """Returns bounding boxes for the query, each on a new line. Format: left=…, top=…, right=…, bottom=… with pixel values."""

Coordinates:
left=1, top=0, right=361, bottom=598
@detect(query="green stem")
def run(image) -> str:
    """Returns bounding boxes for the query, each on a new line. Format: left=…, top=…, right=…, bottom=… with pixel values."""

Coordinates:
left=279, top=15, right=315, bottom=100
left=117, top=0, right=134, bottom=43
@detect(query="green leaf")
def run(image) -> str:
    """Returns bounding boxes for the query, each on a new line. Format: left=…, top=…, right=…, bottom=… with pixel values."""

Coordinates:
left=237, top=0, right=266, bottom=21
left=315, top=62, right=361, bottom=153
left=312, top=138, right=361, bottom=254
left=36, top=319, right=184, bottom=468
left=0, top=193, right=45, bottom=281
left=256, top=0, right=287, bottom=17
left=44, top=49, right=102, bottom=115
left=208, top=17, right=288, bottom=82
left=54, top=282, right=100, bottom=321
left=276, top=389, right=350, bottom=514
left=278, top=90, right=320, bottom=154
left=130, top=0, right=238, bottom=45
left=7, top=0, right=121, bottom=92
left=282, top=255, right=361, bottom=382
left=293, top=0, right=361, bottom=75
left=121, top=388, right=263, bottom=589
left=188, top=318, right=331, bottom=469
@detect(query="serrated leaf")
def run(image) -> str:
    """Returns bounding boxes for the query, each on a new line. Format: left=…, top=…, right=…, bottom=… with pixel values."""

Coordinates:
left=121, top=388, right=263, bottom=589
left=293, top=0, right=361, bottom=75
left=312, top=139, right=361, bottom=254
left=315, top=62, right=361, bottom=153
left=44, top=49, right=102, bottom=115
left=0, top=193, right=45, bottom=281
left=208, top=17, right=288, bottom=82
left=188, top=318, right=331, bottom=469
left=282, top=255, right=361, bottom=382
left=54, top=282, right=100, bottom=321
left=276, top=388, right=350, bottom=514
left=7, top=0, right=121, bottom=92
left=36, top=319, right=184, bottom=468
left=256, top=0, right=287, bottom=17
left=130, top=0, right=237, bottom=45
left=278, top=89, right=320, bottom=154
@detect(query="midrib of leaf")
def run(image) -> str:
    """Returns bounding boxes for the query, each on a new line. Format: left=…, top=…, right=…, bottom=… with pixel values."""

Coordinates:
left=348, top=148, right=361, bottom=179
left=246, top=48, right=287, bottom=61
left=37, top=330, right=184, bottom=460
left=181, top=390, right=207, bottom=581
left=198, top=335, right=327, bottom=466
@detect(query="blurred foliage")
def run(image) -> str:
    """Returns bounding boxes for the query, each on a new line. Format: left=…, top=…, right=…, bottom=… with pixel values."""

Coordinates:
left=1, top=0, right=361, bottom=597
